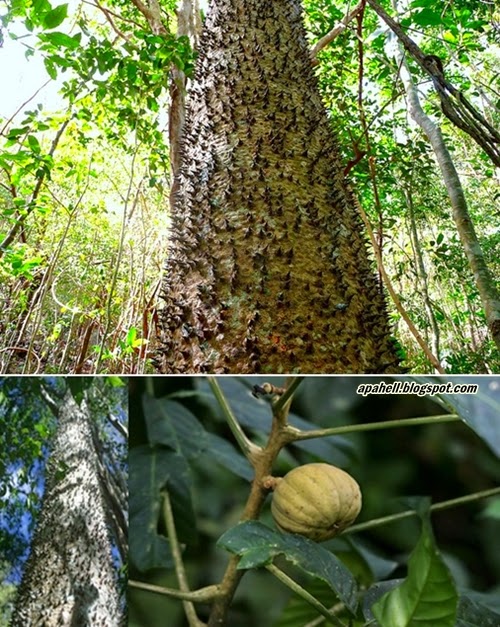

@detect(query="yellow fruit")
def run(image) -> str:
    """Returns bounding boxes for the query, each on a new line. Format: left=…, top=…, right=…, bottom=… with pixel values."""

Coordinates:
left=271, top=463, right=362, bottom=542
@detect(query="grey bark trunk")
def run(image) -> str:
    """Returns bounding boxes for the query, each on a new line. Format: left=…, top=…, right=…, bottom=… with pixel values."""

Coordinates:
left=393, top=28, right=500, bottom=352
left=11, top=389, right=122, bottom=626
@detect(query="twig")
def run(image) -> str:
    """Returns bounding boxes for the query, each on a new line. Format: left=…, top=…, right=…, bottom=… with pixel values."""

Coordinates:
left=162, top=490, right=205, bottom=627
left=355, top=196, right=445, bottom=372
left=346, top=486, right=500, bottom=534
left=0, top=80, right=52, bottom=136
left=310, top=2, right=364, bottom=64
left=284, top=414, right=460, bottom=441
left=272, top=377, right=304, bottom=417
left=129, top=580, right=221, bottom=602
left=266, top=564, right=348, bottom=627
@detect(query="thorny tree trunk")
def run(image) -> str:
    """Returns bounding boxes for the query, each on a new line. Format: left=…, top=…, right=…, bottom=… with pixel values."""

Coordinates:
left=10, top=389, right=122, bottom=626
left=159, top=0, right=401, bottom=374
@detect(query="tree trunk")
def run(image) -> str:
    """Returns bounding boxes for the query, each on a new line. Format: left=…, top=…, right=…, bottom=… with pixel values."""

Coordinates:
left=158, top=0, right=401, bottom=373
left=404, top=187, right=441, bottom=365
left=392, top=24, right=500, bottom=352
left=10, top=388, right=122, bottom=626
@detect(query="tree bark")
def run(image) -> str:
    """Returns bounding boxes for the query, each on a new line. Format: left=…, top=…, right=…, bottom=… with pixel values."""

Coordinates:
left=11, top=387, right=122, bottom=626
left=158, top=0, right=401, bottom=374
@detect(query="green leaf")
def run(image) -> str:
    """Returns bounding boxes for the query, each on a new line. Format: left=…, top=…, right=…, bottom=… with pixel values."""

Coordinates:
left=204, top=432, right=254, bottom=481
left=42, top=3, right=67, bottom=29
left=27, top=135, right=41, bottom=153
left=371, top=515, right=458, bottom=627
left=142, top=395, right=253, bottom=480
left=39, top=31, right=81, bottom=49
left=412, top=8, right=442, bottom=26
left=44, top=57, right=58, bottom=79
left=6, top=126, right=30, bottom=140
left=479, top=498, right=500, bottom=520
left=67, top=377, right=93, bottom=405
left=273, top=579, right=346, bottom=627
left=106, top=376, right=125, bottom=388
left=442, top=30, right=457, bottom=44
left=143, top=395, right=208, bottom=458
left=217, top=520, right=358, bottom=613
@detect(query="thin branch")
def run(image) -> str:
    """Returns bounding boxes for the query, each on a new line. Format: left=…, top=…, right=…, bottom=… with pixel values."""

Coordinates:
left=39, top=380, right=61, bottom=415
left=81, top=0, right=143, bottom=29
left=207, top=377, right=262, bottom=463
left=0, top=80, right=52, bottom=136
left=162, top=490, right=204, bottom=627
left=128, top=0, right=167, bottom=35
left=310, top=2, right=364, bottom=64
left=106, top=412, right=128, bottom=438
left=266, top=564, right=348, bottom=627
left=129, top=580, right=221, bottom=602
left=0, top=116, right=72, bottom=257
left=272, top=377, right=304, bottom=417
left=284, top=414, right=460, bottom=441
left=355, top=196, right=445, bottom=372
left=94, top=0, right=131, bottom=41
left=346, top=486, right=500, bottom=534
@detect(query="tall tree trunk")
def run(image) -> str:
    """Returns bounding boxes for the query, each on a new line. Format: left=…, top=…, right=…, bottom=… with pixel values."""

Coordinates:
left=392, top=21, right=500, bottom=352
left=10, top=387, right=122, bottom=626
left=159, top=0, right=401, bottom=374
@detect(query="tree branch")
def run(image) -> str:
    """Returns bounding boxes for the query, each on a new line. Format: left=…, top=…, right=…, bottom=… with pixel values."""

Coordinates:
left=310, top=2, right=364, bottom=64
left=129, top=580, right=221, bottom=602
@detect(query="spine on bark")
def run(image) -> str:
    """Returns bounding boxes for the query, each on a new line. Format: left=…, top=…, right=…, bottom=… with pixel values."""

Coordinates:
left=158, top=0, right=401, bottom=374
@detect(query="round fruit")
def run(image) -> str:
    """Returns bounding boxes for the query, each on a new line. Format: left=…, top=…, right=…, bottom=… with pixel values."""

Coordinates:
left=271, top=463, right=362, bottom=542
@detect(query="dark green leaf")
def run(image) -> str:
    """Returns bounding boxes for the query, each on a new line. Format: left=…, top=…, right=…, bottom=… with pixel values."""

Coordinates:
left=217, top=520, right=358, bottom=613
left=413, top=376, right=500, bottom=456
left=67, top=377, right=93, bottom=405
left=412, top=8, right=442, bottom=26
left=44, top=57, right=58, bottom=79
left=346, top=537, right=398, bottom=580
left=204, top=432, right=254, bottom=481
left=457, top=591, right=500, bottom=626
left=7, top=127, right=30, bottom=140
left=196, top=378, right=354, bottom=465
left=143, top=394, right=253, bottom=480
left=143, top=395, right=208, bottom=458
left=129, top=445, right=197, bottom=571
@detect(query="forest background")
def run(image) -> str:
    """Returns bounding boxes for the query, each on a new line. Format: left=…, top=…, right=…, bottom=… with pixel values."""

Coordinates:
left=0, top=0, right=499, bottom=374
